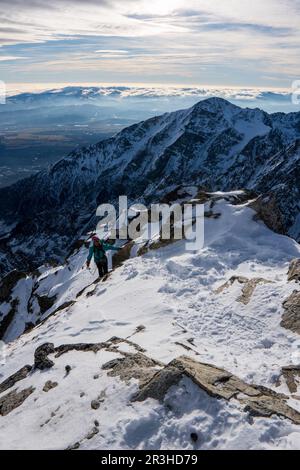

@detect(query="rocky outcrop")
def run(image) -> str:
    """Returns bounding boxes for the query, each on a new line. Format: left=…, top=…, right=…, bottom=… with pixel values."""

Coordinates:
left=2, top=340, right=300, bottom=427
left=134, top=356, right=300, bottom=424
left=34, top=343, right=55, bottom=370
left=249, top=193, right=286, bottom=235
left=0, top=365, right=32, bottom=395
left=102, top=353, right=161, bottom=387
left=54, top=336, right=145, bottom=359
left=55, top=342, right=105, bottom=358
left=0, top=298, right=19, bottom=340
left=0, top=387, right=35, bottom=416
left=281, top=291, right=300, bottom=334
left=281, top=365, right=300, bottom=394
left=36, top=295, right=57, bottom=315
left=288, top=259, right=300, bottom=283
left=215, top=275, right=272, bottom=305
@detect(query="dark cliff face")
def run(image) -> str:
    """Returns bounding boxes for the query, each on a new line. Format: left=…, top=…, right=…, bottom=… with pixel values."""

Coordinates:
left=0, top=97, right=299, bottom=274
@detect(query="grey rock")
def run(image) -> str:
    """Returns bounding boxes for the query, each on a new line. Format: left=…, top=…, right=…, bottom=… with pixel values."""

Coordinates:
left=34, top=343, right=55, bottom=370
left=134, top=355, right=300, bottom=424
left=102, top=352, right=161, bottom=387
left=288, top=259, right=300, bottom=283
left=0, top=386, right=35, bottom=416
left=43, top=380, right=58, bottom=392
left=0, top=364, right=32, bottom=394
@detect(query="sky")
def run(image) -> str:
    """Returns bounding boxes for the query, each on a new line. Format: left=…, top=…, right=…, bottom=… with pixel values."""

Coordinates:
left=0, top=0, right=299, bottom=90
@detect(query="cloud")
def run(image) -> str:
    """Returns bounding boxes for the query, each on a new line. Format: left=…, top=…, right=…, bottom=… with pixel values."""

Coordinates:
left=0, top=55, right=24, bottom=61
left=0, top=0, right=299, bottom=89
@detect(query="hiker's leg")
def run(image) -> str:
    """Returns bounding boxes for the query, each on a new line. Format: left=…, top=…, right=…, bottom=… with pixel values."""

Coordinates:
left=100, top=263, right=106, bottom=277
left=96, top=263, right=102, bottom=278
left=103, top=257, right=108, bottom=275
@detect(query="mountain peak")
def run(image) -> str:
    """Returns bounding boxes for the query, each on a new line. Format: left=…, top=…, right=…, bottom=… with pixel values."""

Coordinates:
left=192, top=96, right=240, bottom=113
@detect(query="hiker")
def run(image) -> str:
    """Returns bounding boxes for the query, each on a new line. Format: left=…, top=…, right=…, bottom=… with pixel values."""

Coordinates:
left=86, top=235, right=120, bottom=278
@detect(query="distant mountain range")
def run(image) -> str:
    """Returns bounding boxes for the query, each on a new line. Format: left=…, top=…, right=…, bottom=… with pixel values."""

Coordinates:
left=0, top=97, right=299, bottom=274
left=5, top=85, right=293, bottom=107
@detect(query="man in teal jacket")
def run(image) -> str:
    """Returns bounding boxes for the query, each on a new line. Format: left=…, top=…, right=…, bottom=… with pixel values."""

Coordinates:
left=86, top=235, right=120, bottom=278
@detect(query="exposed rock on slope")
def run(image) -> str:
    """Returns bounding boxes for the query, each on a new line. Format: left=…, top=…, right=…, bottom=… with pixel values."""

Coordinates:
left=288, top=259, right=300, bottom=283
left=215, top=275, right=272, bottom=305
left=1, top=341, right=300, bottom=438
left=132, top=355, right=300, bottom=424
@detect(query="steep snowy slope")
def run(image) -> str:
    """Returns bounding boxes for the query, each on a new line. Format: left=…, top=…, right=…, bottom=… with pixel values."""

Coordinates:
left=0, top=98, right=299, bottom=274
left=1, top=191, right=300, bottom=450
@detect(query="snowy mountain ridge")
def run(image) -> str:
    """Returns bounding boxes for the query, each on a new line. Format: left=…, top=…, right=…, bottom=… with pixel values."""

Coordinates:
left=0, top=97, right=299, bottom=275
left=1, top=189, right=300, bottom=449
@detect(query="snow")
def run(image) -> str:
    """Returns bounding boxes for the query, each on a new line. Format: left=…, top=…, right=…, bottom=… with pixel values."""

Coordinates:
left=1, top=193, right=300, bottom=449
left=83, top=377, right=299, bottom=451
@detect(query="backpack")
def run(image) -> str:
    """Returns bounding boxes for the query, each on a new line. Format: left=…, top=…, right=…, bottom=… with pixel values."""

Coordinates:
left=94, top=241, right=106, bottom=260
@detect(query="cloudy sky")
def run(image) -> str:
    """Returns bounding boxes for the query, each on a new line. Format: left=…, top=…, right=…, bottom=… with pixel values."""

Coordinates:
left=0, top=0, right=299, bottom=89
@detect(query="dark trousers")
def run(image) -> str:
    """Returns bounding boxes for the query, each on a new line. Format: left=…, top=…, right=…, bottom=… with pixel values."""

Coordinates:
left=96, top=257, right=108, bottom=278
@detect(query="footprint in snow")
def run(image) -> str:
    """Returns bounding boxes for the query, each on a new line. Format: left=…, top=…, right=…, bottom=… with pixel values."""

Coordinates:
left=89, top=320, right=105, bottom=325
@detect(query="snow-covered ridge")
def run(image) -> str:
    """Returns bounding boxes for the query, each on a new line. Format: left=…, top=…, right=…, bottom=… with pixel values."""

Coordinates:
left=1, top=190, right=300, bottom=450
left=0, top=97, right=299, bottom=275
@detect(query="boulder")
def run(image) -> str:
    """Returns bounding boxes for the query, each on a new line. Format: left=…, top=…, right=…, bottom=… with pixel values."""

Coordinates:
left=43, top=380, right=58, bottom=392
left=215, top=275, right=272, bottom=305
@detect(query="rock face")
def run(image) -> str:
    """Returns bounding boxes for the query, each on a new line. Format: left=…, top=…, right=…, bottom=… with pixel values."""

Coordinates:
left=288, top=259, right=300, bottom=283
left=0, top=98, right=299, bottom=274
left=102, top=353, right=161, bottom=387
left=249, top=194, right=286, bottom=235
left=134, top=356, right=300, bottom=424
left=215, top=275, right=272, bottom=305
left=281, top=291, right=300, bottom=335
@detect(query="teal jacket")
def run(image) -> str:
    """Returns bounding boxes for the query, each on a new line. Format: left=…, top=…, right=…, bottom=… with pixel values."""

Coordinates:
left=87, top=240, right=119, bottom=264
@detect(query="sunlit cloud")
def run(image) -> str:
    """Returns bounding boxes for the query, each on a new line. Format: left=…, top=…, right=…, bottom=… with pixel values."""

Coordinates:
left=0, top=0, right=299, bottom=88
left=0, top=55, right=24, bottom=61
